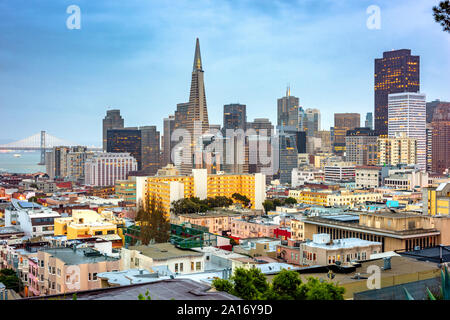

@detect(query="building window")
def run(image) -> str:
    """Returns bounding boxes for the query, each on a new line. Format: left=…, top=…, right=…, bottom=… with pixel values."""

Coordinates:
left=175, top=263, right=179, bottom=273
left=93, top=273, right=98, bottom=281
left=180, top=263, right=184, bottom=272
left=196, top=262, right=201, bottom=271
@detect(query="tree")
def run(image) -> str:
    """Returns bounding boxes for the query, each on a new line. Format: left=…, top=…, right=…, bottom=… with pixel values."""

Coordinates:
left=301, top=277, right=345, bottom=300
left=284, top=197, right=297, bottom=205
left=433, top=1, right=450, bottom=33
left=136, top=197, right=171, bottom=245
left=232, top=193, right=251, bottom=207
left=171, top=196, right=234, bottom=215
left=0, top=268, right=22, bottom=292
left=262, top=200, right=275, bottom=213
left=212, top=267, right=345, bottom=301
left=266, top=269, right=305, bottom=300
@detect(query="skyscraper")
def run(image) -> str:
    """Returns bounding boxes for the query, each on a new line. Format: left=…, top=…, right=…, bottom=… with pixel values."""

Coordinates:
left=431, top=103, right=450, bottom=174
left=140, top=126, right=161, bottom=176
left=102, top=109, right=124, bottom=151
left=223, top=104, right=247, bottom=132
left=345, top=127, right=378, bottom=166
left=426, top=99, right=450, bottom=124
left=107, top=126, right=160, bottom=175
left=333, top=113, right=360, bottom=155
left=388, top=92, right=426, bottom=170
left=178, top=38, right=210, bottom=175
left=276, top=126, right=306, bottom=185
left=277, top=87, right=300, bottom=129
left=162, top=115, right=175, bottom=167
left=365, top=112, right=373, bottom=130
left=107, top=128, right=142, bottom=169
left=374, top=49, right=420, bottom=136
left=304, top=109, right=321, bottom=137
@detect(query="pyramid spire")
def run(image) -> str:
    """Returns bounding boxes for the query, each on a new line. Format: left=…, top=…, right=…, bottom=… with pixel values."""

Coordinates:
left=193, top=38, right=203, bottom=72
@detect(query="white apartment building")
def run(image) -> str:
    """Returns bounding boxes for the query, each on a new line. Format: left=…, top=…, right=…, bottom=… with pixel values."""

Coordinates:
left=85, top=152, right=138, bottom=187
left=388, top=92, right=426, bottom=170
left=324, top=162, right=355, bottom=182
left=291, top=168, right=323, bottom=188
left=355, top=166, right=386, bottom=189
left=4, top=199, right=61, bottom=237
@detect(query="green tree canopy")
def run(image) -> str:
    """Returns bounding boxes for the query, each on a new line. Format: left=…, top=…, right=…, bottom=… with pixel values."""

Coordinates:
left=171, top=196, right=234, bottom=215
left=0, top=268, right=22, bottom=292
left=136, top=197, right=171, bottom=245
left=212, top=267, right=345, bottom=300
left=433, top=1, right=450, bottom=33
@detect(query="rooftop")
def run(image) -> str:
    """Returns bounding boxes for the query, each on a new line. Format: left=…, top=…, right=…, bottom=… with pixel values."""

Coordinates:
left=40, top=247, right=120, bottom=265
left=27, top=278, right=239, bottom=300
left=129, top=243, right=204, bottom=261
left=305, top=238, right=382, bottom=250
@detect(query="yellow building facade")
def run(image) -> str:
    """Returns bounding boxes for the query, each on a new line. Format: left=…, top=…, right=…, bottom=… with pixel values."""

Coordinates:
left=135, top=169, right=266, bottom=217
left=54, top=209, right=124, bottom=241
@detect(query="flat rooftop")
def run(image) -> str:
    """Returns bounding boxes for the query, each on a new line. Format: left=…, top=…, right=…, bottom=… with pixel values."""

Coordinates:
left=40, top=247, right=120, bottom=265
left=129, top=243, right=203, bottom=261
left=305, top=238, right=382, bottom=250
left=27, top=278, right=239, bottom=300
left=292, top=256, right=439, bottom=286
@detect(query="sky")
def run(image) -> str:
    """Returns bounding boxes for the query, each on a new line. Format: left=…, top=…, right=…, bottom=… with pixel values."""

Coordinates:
left=0, top=0, right=449, bottom=146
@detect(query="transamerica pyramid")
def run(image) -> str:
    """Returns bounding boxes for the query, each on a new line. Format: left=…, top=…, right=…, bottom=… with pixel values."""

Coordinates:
left=179, top=38, right=210, bottom=175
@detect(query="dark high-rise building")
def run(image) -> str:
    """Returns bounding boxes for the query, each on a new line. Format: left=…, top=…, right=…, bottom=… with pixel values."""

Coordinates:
left=247, top=118, right=274, bottom=182
left=247, top=118, right=274, bottom=137
left=374, top=49, right=420, bottom=137
left=102, top=109, right=124, bottom=151
left=162, top=115, right=175, bottom=167
left=107, top=128, right=142, bottom=169
left=333, top=113, right=360, bottom=155
left=107, top=126, right=160, bottom=175
left=223, top=104, right=246, bottom=132
left=431, top=103, right=450, bottom=174
left=140, top=126, right=161, bottom=175
left=426, top=99, right=450, bottom=123
left=276, top=126, right=306, bottom=185
left=277, top=87, right=300, bottom=129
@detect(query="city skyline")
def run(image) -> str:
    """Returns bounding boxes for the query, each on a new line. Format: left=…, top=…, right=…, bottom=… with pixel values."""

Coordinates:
left=0, top=0, right=449, bottom=147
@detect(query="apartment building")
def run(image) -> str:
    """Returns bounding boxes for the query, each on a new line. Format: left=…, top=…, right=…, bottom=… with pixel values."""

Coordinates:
left=303, top=212, right=441, bottom=252
left=378, top=132, right=417, bottom=167
left=37, top=247, right=122, bottom=296
left=4, top=199, right=60, bottom=237
left=291, top=167, right=324, bottom=188
left=324, top=162, right=355, bottom=182
left=54, top=210, right=124, bottom=245
left=121, top=243, right=205, bottom=275
left=288, top=189, right=382, bottom=207
left=85, top=152, right=138, bottom=187
left=355, top=166, right=387, bottom=189
left=230, top=216, right=279, bottom=239
left=135, top=169, right=266, bottom=217
left=176, top=210, right=243, bottom=235
left=423, top=182, right=450, bottom=216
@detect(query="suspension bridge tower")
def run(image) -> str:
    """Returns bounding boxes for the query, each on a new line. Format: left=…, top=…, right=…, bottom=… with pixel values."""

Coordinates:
left=38, top=130, right=46, bottom=165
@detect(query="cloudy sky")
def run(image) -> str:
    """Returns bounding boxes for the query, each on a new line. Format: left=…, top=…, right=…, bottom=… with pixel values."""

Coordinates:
left=0, top=0, right=449, bottom=146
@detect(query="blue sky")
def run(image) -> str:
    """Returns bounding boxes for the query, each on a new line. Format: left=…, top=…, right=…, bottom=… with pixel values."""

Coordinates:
left=0, top=0, right=449, bottom=146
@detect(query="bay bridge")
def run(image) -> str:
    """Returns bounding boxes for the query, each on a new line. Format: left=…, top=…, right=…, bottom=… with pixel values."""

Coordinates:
left=0, top=131, right=102, bottom=165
